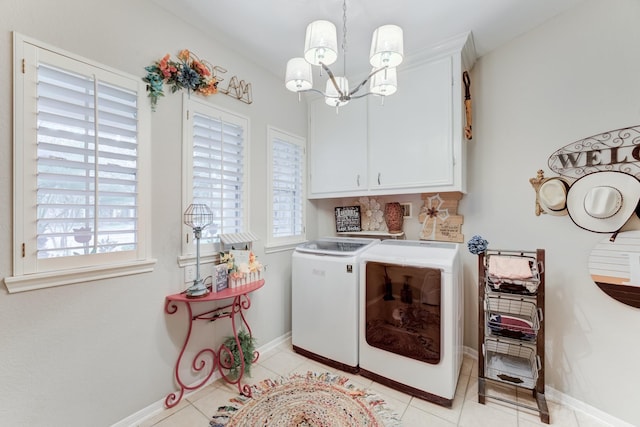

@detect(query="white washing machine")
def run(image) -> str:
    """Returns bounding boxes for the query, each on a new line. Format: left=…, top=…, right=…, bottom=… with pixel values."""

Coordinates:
left=358, top=240, right=463, bottom=407
left=292, top=237, right=380, bottom=372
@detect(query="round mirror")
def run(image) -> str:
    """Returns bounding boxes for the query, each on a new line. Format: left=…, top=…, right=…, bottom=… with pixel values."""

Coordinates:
left=589, top=230, right=640, bottom=308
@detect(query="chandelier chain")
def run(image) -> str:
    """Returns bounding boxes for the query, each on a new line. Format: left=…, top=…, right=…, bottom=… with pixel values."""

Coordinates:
left=342, top=0, right=347, bottom=76
left=342, top=0, right=347, bottom=52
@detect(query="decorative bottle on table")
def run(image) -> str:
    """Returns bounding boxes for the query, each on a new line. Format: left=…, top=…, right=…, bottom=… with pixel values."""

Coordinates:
left=384, top=202, right=404, bottom=233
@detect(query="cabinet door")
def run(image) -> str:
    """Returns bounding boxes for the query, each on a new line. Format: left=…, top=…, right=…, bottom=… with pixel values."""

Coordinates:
left=368, top=56, right=453, bottom=190
left=308, top=96, right=367, bottom=196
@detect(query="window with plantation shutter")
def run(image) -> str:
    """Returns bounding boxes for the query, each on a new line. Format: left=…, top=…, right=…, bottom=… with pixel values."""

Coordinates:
left=36, top=64, right=138, bottom=258
left=8, top=33, right=154, bottom=293
left=267, top=127, right=306, bottom=248
left=182, top=97, right=248, bottom=257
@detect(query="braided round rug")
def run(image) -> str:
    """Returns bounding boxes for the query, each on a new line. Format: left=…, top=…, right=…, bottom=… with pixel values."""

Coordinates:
left=210, top=371, right=402, bottom=427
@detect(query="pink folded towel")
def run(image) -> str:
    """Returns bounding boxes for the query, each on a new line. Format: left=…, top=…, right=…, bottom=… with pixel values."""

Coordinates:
left=489, top=256, right=533, bottom=280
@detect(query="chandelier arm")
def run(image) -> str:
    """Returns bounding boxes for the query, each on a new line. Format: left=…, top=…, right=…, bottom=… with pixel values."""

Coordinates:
left=320, top=61, right=346, bottom=98
left=350, top=92, right=381, bottom=100
left=297, top=88, right=329, bottom=96
left=294, top=88, right=342, bottom=100
left=348, top=66, right=388, bottom=96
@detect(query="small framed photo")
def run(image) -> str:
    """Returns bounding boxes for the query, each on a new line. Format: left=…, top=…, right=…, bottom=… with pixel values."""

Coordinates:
left=335, top=206, right=361, bottom=232
left=401, top=202, right=412, bottom=218
left=214, top=263, right=228, bottom=292
left=230, top=249, right=250, bottom=268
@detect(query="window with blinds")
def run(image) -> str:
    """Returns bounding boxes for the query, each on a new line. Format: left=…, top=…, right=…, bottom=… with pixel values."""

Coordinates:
left=10, top=33, right=152, bottom=292
left=267, top=127, right=306, bottom=247
left=183, top=98, right=248, bottom=254
left=36, top=64, right=138, bottom=259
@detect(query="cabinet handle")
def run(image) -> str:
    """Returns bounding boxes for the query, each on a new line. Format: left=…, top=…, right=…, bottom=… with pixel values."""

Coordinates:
left=377, top=172, right=381, bottom=185
left=357, top=174, right=360, bottom=186
left=537, top=307, right=544, bottom=323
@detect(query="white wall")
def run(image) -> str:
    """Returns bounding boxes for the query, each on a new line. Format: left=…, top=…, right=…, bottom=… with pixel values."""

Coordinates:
left=313, top=1, right=640, bottom=425
left=0, top=1, right=307, bottom=425
left=468, top=1, right=640, bottom=424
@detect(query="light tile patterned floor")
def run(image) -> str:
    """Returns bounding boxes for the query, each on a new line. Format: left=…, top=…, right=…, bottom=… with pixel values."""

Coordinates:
left=137, top=339, right=610, bottom=427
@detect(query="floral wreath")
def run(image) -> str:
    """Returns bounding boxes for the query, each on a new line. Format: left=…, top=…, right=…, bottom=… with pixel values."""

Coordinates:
left=143, top=49, right=218, bottom=111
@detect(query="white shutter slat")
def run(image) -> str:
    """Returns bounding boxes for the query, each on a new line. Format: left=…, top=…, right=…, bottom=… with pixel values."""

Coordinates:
left=37, top=94, right=95, bottom=117
left=38, top=110, right=95, bottom=131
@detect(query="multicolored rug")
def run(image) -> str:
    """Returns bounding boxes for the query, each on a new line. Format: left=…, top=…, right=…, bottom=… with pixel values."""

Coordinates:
left=210, top=371, right=402, bottom=426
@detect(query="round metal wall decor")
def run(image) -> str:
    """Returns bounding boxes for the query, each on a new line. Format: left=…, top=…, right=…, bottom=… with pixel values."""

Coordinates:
left=548, top=125, right=640, bottom=180
left=588, top=230, right=640, bottom=308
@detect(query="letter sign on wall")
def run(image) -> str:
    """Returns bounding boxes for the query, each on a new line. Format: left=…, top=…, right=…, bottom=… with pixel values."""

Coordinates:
left=548, top=125, right=640, bottom=179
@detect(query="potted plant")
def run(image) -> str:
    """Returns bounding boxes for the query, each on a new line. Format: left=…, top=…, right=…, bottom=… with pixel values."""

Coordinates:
left=222, top=329, right=256, bottom=380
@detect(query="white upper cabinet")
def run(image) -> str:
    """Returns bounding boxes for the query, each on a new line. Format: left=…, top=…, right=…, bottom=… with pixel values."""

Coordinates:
left=308, top=96, right=367, bottom=195
left=368, top=56, right=453, bottom=191
left=307, top=32, right=476, bottom=199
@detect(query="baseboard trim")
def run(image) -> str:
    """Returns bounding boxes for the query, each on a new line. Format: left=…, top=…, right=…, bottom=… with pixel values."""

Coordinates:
left=111, top=332, right=291, bottom=427
left=113, top=337, right=632, bottom=427
left=462, top=346, right=632, bottom=427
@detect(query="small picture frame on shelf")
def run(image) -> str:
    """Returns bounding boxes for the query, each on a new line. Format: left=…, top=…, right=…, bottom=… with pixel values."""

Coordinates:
left=401, top=202, right=412, bottom=218
left=230, top=249, right=250, bottom=270
left=214, top=263, right=228, bottom=292
left=335, top=206, right=361, bottom=232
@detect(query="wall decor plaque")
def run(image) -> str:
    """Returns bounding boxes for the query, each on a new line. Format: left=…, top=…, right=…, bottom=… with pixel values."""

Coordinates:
left=335, top=206, right=361, bottom=232
left=548, top=125, right=640, bottom=179
left=418, top=192, right=464, bottom=243
left=589, top=230, right=640, bottom=308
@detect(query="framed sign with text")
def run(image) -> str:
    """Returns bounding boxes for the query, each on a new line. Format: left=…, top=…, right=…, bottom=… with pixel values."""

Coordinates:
left=335, top=206, right=361, bottom=232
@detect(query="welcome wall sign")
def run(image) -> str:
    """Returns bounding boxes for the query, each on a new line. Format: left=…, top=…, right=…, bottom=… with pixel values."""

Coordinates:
left=548, top=125, right=640, bottom=179
left=545, top=124, right=640, bottom=309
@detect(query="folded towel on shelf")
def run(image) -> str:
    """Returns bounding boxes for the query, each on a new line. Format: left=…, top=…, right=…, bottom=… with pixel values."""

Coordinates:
left=487, top=276, right=540, bottom=294
left=489, top=314, right=535, bottom=338
left=489, top=256, right=533, bottom=280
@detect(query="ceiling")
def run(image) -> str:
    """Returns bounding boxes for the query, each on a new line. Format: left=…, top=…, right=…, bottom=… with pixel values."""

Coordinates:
left=152, top=0, right=585, bottom=79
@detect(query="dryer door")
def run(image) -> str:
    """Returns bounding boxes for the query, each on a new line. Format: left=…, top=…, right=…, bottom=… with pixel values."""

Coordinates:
left=363, top=261, right=442, bottom=364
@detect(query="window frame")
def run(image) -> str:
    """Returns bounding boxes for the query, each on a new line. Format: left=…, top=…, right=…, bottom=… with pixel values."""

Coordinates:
left=266, top=126, right=306, bottom=250
left=179, top=95, right=250, bottom=266
left=6, top=33, right=155, bottom=293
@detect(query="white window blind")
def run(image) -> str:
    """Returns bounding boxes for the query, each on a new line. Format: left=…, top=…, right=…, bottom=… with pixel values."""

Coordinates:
left=268, top=127, right=306, bottom=247
left=183, top=98, right=248, bottom=255
left=36, top=64, right=138, bottom=258
left=9, top=33, right=153, bottom=293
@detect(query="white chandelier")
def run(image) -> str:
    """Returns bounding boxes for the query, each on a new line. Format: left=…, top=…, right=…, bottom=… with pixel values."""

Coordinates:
left=285, top=0, right=404, bottom=109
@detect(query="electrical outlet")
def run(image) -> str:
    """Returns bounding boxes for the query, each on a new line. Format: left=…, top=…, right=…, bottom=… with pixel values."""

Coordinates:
left=185, top=265, right=196, bottom=283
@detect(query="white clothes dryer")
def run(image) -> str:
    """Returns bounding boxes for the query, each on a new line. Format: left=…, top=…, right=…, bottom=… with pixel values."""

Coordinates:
left=292, top=237, right=380, bottom=372
left=358, top=240, right=463, bottom=406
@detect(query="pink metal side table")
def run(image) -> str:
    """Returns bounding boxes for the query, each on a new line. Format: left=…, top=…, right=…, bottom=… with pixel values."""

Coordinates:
left=164, top=279, right=265, bottom=408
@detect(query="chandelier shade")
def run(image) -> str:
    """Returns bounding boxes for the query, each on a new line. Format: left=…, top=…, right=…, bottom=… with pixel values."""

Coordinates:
left=304, top=20, right=338, bottom=66
left=325, top=76, right=350, bottom=107
left=285, top=0, right=403, bottom=109
left=369, top=67, right=398, bottom=96
left=369, top=24, right=404, bottom=68
left=285, top=58, right=313, bottom=92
